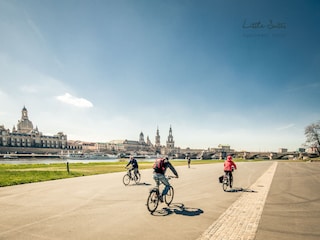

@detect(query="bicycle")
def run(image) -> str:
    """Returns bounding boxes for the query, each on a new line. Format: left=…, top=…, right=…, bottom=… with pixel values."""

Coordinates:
left=222, top=172, right=233, bottom=191
left=123, top=167, right=141, bottom=186
left=146, top=176, right=175, bottom=213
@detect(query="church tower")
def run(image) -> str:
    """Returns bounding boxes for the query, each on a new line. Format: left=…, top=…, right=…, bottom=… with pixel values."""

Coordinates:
left=155, top=127, right=160, bottom=148
left=146, top=136, right=152, bottom=146
left=166, top=125, right=174, bottom=149
left=139, top=131, right=145, bottom=144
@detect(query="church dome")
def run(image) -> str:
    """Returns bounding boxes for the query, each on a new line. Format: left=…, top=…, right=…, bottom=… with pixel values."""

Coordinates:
left=17, top=106, right=34, bottom=133
left=17, top=119, right=33, bottom=133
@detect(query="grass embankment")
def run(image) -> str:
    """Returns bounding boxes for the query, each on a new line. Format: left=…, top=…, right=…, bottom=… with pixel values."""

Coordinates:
left=1, top=158, right=311, bottom=187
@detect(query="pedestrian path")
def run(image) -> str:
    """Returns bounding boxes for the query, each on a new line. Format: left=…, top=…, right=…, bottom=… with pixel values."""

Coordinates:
left=198, top=162, right=278, bottom=240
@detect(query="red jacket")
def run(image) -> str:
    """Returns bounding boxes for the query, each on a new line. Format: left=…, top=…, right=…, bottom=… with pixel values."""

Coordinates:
left=224, top=156, right=237, bottom=171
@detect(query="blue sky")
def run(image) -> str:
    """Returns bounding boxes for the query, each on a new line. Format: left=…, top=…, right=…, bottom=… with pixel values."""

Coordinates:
left=0, top=0, right=319, bottom=152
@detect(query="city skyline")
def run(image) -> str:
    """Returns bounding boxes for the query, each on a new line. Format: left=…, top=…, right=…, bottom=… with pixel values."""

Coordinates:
left=0, top=105, right=306, bottom=152
left=1, top=105, right=180, bottom=148
left=1, top=1, right=319, bottom=152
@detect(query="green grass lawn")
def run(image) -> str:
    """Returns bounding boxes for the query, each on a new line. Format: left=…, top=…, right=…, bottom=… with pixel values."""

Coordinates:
left=0, top=159, right=218, bottom=187
left=0, top=158, right=302, bottom=187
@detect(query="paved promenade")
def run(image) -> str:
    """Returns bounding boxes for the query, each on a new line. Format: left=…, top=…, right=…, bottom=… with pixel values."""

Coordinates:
left=255, top=162, right=320, bottom=240
left=198, top=162, right=278, bottom=240
left=0, top=161, right=319, bottom=240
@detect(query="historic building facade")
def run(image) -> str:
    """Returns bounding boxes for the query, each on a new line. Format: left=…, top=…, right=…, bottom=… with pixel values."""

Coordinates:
left=105, top=126, right=179, bottom=157
left=0, top=106, right=182, bottom=157
left=109, top=132, right=153, bottom=153
left=0, top=107, right=67, bottom=153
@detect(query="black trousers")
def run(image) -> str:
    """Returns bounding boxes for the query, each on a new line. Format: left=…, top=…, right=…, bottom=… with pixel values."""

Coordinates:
left=224, top=171, right=233, bottom=184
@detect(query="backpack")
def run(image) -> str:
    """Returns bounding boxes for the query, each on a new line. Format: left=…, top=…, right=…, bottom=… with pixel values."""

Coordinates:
left=153, top=158, right=165, bottom=173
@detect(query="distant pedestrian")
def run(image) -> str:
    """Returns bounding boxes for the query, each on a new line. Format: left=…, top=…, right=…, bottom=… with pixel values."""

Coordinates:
left=187, top=156, right=191, bottom=168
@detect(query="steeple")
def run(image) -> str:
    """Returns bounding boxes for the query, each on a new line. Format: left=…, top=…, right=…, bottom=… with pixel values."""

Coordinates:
left=155, top=126, right=160, bottom=147
left=146, top=135, right=152, bottom=146
left=139, top=131, right=145, bottom=144
left=22, top=106, right=28, bottom=120
left=166, top=125, right=174, bottom=149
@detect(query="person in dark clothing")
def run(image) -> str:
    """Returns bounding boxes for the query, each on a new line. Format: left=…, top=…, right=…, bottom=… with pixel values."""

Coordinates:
left=126, top=156, right=139, bottom=179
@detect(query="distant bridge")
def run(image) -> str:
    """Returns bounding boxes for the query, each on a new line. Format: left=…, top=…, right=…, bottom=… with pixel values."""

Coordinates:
left=179, top=150, right=310, bottom=160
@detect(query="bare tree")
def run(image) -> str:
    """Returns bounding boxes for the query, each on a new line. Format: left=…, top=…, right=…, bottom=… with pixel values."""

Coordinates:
left=305, top=121, right=320, bottom=156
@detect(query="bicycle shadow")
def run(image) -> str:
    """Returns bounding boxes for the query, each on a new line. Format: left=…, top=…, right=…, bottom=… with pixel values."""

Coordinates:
left=125, top=182, right=151, bottom=186
left=151, top=203, right=204, bottom=217
left=224, top=187, right=257, bottom=193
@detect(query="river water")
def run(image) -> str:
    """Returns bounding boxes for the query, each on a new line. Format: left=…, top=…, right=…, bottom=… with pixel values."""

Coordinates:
left=0, top=157, right=159, bottom=164
left=0, top=158, right=121, bottom=164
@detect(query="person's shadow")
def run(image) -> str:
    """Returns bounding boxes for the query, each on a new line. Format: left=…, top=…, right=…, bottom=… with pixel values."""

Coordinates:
left=124, top=182, right=151, bottom=186
left=224, top=187, right=257, bottom=193
left=151, top=203, right=204, bottom=217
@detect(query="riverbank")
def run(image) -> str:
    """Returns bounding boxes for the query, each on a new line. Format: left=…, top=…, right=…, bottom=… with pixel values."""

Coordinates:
left=1, top=158, right=313, bottom=187
left=0, top=159, right=222, bottom=187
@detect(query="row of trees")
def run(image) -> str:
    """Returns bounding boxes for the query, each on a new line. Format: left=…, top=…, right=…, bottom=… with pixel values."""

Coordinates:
left=305, top=121, right=320, bottom=156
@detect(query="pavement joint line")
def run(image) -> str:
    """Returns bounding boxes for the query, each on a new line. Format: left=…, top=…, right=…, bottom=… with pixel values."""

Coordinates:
left=197, top=162, right=278, bottom=240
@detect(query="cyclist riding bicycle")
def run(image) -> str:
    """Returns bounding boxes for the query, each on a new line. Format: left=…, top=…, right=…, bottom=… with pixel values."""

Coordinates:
left=153, top=157, right=179, bottom=202
left=126, top=156, right=139, bottom=179
left=224, top=155, right=237, bottom=188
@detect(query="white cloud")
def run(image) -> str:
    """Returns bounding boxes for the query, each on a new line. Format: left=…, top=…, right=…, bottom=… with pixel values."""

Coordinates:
left=56, top=93, right=93, bottom=108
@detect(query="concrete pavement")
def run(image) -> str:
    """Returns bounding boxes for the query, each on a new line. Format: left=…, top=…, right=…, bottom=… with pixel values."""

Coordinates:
left=198, top=162, right=278, bottom=240
left=255, top=162, right=320, bottom=240
left=198, top=161, right=320, bottom=240
left=0, top=161, right=319, bottom=240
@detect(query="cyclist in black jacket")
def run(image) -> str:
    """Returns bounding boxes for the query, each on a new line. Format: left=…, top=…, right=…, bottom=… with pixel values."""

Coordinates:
left=126, top=156, right=139, bottom=179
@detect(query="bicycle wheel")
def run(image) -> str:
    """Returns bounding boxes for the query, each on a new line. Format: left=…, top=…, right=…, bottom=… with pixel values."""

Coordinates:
left=147, top=189, right=159, bottom=213
left=222, top=182, right=228, bottom=191
left=164, top=186, right=174, bottom=206
left=123, top=174, right=131, bottom=186
left=134, top=173, right=141, bottom=184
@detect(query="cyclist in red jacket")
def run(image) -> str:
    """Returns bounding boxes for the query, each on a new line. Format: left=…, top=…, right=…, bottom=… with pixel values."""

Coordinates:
left=224, top=155, right=237, bottom=188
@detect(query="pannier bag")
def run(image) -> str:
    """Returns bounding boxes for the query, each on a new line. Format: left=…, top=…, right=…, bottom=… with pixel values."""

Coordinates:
left=218, top=175, right=224, bottom=183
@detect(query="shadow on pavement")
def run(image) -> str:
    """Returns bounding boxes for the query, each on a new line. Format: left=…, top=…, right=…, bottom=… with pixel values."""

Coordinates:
left=152, top=203, right=204, bottom=217
left=125, top=182, right=152, bottom=186
left=225, top=187, right=257, bottom=193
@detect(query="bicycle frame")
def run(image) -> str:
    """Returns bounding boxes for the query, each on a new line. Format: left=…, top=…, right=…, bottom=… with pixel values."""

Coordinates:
left=222, top=172, right=232, bottom=191
left=223, top=174, right=229, bottom=183
left=127, top=169, right=134, bottom=179
left=146, top=176, right=175, bottom=213
left=123, top=168, right=141, bottom=186
left=153, top=175, right=173, bottom=193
